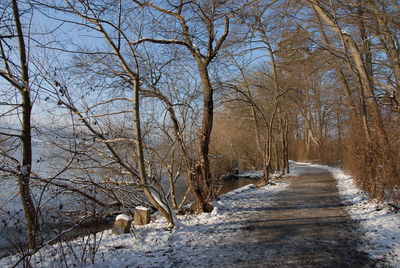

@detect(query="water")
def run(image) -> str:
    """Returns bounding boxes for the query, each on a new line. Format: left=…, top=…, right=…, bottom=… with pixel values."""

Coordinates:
left=218, top=177, right=264, bottom=196
left=170, top=174, right=264, bottom=207
left=0, top=135, right=264, bottom=258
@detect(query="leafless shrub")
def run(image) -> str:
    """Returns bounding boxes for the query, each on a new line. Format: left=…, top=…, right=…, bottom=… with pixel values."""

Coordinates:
left=210, top=112, right=262, bottom=179
left=345, top=121, right=399, bottom=202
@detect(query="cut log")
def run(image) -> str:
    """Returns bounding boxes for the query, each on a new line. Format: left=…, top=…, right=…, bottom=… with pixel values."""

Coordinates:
left=134, top=206, right=151, bottom=225
left=112, top=214, right=133, bottom=234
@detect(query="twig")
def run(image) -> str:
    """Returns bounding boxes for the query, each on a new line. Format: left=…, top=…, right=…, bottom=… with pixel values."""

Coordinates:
left=12, top=214, right=95, bottom=268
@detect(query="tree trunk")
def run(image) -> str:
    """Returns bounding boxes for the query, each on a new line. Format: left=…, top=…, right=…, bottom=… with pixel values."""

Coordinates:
left=274, top=139, right=280, bottom=173
left=280, top=116, right=286, bottom=175
left=19, top=90, right=38, bottom=250
left=132, top=78, right=174, bottom=226
left=311, top=0, right=388, bottom=146
left=284, top=115, right=289, bottom=174
left=167, top=162, right=178, bottom=210
left=344, top=29, right=388, bottom=146
left=368, top=0, right=400, bottom=108
left=12, top=0, right=38, bottom=250
left=264, top=102, right=278, bottom=184
left=190, top=63, right=214, bottom=212
left=263, top=39, right=281, bottom=183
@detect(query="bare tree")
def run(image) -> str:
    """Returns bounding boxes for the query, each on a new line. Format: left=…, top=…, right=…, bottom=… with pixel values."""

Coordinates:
left=0, top=0, right=39, bottom=249
left=229, top=0, right=296, bottom=181
left=309, top=0, right=399, bottom=198
left=38, top=0, right=177, bottom=225
left=130, top=0, right=234, bottom=212
left=310, top=0, right=389, bottom=147
left=366, top=0, right=400, bottom=110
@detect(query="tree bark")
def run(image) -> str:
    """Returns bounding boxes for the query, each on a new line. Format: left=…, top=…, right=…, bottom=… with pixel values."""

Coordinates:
left=19, top=91, right=38, bottom=250
left=132, top=78, right=174, bottom=225
left=283, top=115, right=289, bottom=174
left=311, top=0, right=388, bottom=146
left=191, top=63, right=214, bottom=212
left=167, top=164, right=178, bottom=210
left=264, top=101, right=278, bottom=184
left=280, top=115, right=286, bottom=175
left=12, top=0, right=38, bottom=250
left=367, top=0, right=400, bottom=108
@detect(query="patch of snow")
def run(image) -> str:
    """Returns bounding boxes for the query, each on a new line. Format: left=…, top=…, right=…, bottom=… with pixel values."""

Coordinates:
left=149, top=189, right=170, bottom=213
left=340, top=28, right=349, bottom=35
left=135, top=206, right=150, bottom=211
left=237, top=170, right=263, bottom=178
left=115, top=214, right=132, bottom=221
left=20, top=165, right=30, bottom=176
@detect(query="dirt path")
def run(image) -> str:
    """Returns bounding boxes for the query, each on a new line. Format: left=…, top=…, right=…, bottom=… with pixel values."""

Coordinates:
left=173, top=165, right=376, bottom=267
left=236, top=168, right=373, bottom=267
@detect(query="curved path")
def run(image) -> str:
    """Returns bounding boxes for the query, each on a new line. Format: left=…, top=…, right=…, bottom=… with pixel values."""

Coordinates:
left=235, top=168, right=372, bottom=267
left=172, top=165, right=375, bottom=267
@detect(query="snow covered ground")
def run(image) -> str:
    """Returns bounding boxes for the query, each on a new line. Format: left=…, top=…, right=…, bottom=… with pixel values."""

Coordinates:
left=1, top=162, right=399, bottom=267
left=0, top=180, right=288, bottom=267
left=292, top=161, right=400, bottom=266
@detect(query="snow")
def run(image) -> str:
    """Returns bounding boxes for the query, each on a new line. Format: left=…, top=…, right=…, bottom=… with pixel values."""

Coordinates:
left=0, top=177, right=287, bottom=267
left=285, top=160, right=331, bottom=176
left=135, top=206, right=151, bottom=211
left=115, top=214, right=132, bottom=221
left=237, top=170, right=263, bottom=178
left=291, top=161, right=400, bottom=266
left=20, top=165, right=30, bottom=176
left=149, top=188, right=170, bottom=214
left=1, top=162, right=399, bottom=267
left=340, top=28, right=350, bottom=35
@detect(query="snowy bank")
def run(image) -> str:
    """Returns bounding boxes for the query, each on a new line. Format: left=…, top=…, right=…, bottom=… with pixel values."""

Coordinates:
left=3, top=162, right=398, bottom=267
left=291, top=161, right=400, bottom=266
left=0, top=179, right=287, bottom=267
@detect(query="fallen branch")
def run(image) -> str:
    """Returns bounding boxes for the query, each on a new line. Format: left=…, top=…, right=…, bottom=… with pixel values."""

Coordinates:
left=388, top=203, right=400, bottom=212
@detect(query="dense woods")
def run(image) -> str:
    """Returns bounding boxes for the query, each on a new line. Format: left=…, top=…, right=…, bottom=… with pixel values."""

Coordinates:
left=0, top=0, right=399, bottom=258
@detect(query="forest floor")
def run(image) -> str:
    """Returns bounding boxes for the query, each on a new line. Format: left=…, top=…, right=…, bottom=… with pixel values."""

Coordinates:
left=1, top=162, right=399, bottom=267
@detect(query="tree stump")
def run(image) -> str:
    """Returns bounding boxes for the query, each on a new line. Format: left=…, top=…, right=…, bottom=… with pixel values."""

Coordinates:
left=112, top=214, right=133, bottom=234
left=134, top=206, right=151, bottom=225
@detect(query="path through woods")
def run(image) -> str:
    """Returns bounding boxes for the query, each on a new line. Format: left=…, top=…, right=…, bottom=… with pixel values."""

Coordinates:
left=171, top=165, right=376, bottom=267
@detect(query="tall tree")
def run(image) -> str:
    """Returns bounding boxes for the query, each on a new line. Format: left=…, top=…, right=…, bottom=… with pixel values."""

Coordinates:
left=309, top=0, right=399, bottom=198
left=367, top=0, right=400, bottom=110
left=44, top=0, right=177, bottom=225
left=0, top=0, right=38, bottom=249
left=131, top=0, right=234, bottom=212
left=231, top=0, right=298, bottom=180
left=310, top=0, right=389, bottom=147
